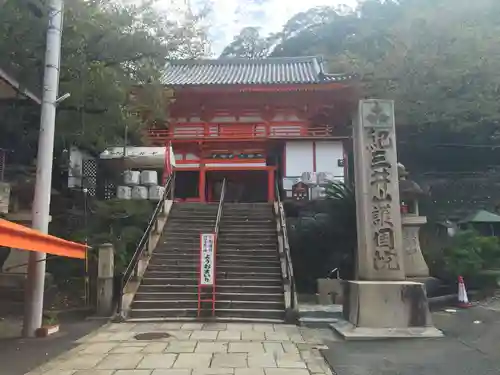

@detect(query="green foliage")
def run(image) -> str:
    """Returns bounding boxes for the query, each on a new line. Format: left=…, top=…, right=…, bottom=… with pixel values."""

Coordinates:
left=75, top=199, right=155, bottom=271
left=477, top=235, right=500, bottom=269
left=286, top=181, right=356, bottom=292
left=220, top=27, right=274, bottom=58
left=222, top=0, right=500, bottom=137
left=324, top=181, right=357, bottom=278
left=42, top=311, right=59, bottom=326
left=0, top=0, right=209, bottom=159
left=221, top=0, right=500, bottom=218
left=49, top=198, right=155, bottom=280
left=443, top=230, right=500, bottom=279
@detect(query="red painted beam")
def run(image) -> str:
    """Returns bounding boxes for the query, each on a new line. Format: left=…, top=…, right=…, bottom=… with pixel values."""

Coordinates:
left=0, top=219, right=87, bottom=259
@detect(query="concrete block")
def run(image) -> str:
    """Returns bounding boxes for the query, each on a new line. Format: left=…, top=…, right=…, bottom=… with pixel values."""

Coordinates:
left=317, top=279, right=343, bottom=305
left=330, top=280, right=443, bottom=340
left=131, top=186, right=148, bottom=200
left=140, top=170, right=158, bottom=186
left=97, top=243, right=114, bottom=316
left=124, top=170, right=140, bottom=185
left=117, top=186, right=132, bottom=200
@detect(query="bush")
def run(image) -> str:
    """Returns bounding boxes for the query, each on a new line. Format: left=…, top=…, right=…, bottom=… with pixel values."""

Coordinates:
left=286, top=181, right=356, bottom=293
left=443, top=230, right=500, bottom=280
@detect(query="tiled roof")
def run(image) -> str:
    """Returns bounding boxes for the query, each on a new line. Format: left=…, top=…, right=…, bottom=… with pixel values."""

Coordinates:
left=161, top=56, right=354, bottom=86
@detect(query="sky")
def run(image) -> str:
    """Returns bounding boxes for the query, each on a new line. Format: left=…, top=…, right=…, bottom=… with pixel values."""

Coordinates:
left=162, top=0, right=359, bottom=56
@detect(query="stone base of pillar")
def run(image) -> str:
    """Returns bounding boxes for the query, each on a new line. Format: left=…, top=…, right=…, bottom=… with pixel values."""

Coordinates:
left=330, top=280, right=442, bottom=340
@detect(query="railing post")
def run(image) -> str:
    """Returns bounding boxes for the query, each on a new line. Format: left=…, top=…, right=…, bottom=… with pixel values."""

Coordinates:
left=170, top=173, right=176, bottom=200
left=97, top=243, right=115, bottom=316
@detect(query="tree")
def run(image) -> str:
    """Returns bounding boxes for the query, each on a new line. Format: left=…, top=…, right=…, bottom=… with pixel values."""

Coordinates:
left=222, top=0, right=500, bottom=137
left=0, top=0, right=210, bottom=160
left=220, top=27, right=273, bottom=59
left=271, top=6, right=357, bottom=58
left=337, top=0, right=500, bottom=130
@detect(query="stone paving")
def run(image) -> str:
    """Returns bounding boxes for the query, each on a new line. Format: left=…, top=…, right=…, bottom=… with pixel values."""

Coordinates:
left=25, top=322, right=337, bottom=375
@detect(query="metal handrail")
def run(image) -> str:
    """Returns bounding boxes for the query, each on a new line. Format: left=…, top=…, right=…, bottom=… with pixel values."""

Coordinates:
left=214, top=179, right=227, bottom=237
left=275, top=180, right=298, bottom=311
left=117, top=173, right=174, bottom=315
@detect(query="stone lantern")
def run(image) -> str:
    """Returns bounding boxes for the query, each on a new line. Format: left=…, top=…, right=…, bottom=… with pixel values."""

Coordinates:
left=398, top=163, right=430, bottom=279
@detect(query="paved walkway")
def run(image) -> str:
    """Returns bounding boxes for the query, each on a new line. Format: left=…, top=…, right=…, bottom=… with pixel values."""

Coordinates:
left=25, top=322, right=336, bottom=375
left=0, top=317, right=104, bottom=375
left=322, top=305, right=500, bottom=375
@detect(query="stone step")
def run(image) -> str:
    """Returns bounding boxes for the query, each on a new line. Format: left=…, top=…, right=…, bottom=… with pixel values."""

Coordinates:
left=159, top=239, right=208, bottom=245
left=217, top=243, right=278, bottom=250
left=215, top=308, right=285, bottom=321
left=147, top=258, right=197, bottom=266
left=159, top=237, right=212, bottom=244
left=217, top=259, right=280, bottom=267
left=129, top=308, right=198, bottom=319
left=132, top=299, right=285, bottom=310
left=221, top=217, right=273, bottom=222
left=167, top=216, right=217, bottom=222
left=218, top=248, right=279, bottom=254
left=220, top=228, right=276, bottom=233
left=145, top=270, right=281, bottom=279
left=134, top=292, right=284, bottom=302
left=128, top=307, right=285, bottom=321
left=151, top=250, right=279, bottom=258
left=221, top=216, right=273, bottom=221
left=137, top=284, right=283, bottom=294
left=219, top=249, right=279, bottom=256
left=172, top=209, right=219, bottom=214
left=218, top=253, right=278, bottom=260
left=141, top=277, right=197, bottom=286
left=219, top=226, right=275, bottom=232
left=174, top=204, right=219, bottom=210
left=221, top=211, right=276, bottom=223
left=222, top=207, right=272, bottom=212
left=223, top=205, right=272, bottom=210
left=146, top=263, right=281, bottom=273
left=164, top=227, right=215, bottom=233
left=141, top=277, right=282, bottom=287
left=151, top=252, right=278, bottom=262
left=149, top=256, right=280, bottom=267
left=169, top=212, right=217, bottom=223
left=218, top=244, right=278, bottom=250
left=159, top=234, right=210, bottom=240
left=153, top=247, right=278, bottom=255
left=170, top=214, right=215, bottom=218
left=224, top=202, right=273, bottom=207
left=218, top=233, right=277, bottom=240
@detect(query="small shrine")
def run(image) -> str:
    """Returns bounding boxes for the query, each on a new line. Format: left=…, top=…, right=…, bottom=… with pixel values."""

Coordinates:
left=398, top=163, right=431, bottom=279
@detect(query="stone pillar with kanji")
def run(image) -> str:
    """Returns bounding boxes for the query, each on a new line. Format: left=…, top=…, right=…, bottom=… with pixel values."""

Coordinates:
left=331, top=99, right=442, bottom=339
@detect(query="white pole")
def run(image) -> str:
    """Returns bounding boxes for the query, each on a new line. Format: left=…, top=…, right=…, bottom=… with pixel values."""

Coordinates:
left=22, top=0, right=63, bottom=337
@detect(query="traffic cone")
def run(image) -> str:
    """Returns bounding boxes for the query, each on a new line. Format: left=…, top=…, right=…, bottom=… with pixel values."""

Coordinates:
left=457, top=275, right=472, bottom=308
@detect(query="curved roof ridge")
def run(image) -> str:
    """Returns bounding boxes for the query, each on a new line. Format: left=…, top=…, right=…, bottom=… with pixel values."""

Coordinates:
left=162, top=55, right=354, bottom=86
left=166, top=56, right=323, bottom=66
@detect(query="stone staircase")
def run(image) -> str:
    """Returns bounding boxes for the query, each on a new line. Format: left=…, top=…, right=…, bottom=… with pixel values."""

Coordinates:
left=129, top=203, right=218, bottom=320
left=216, top=203, right=284, bottom=322
left=128, top=202, right=285, bottom=322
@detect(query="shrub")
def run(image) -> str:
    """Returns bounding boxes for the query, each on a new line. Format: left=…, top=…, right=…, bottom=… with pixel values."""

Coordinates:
left=286, top=181, right=356, bottom=293
left=443, top=229, right=500, bottom=279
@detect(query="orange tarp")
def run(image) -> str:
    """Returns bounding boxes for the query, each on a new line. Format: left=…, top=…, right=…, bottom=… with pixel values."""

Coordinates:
left=0, top=219, right=87, bottom=259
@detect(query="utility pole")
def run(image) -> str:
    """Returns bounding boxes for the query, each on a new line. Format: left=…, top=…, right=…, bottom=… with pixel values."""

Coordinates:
left=22, top=0, right=64, bottom=337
